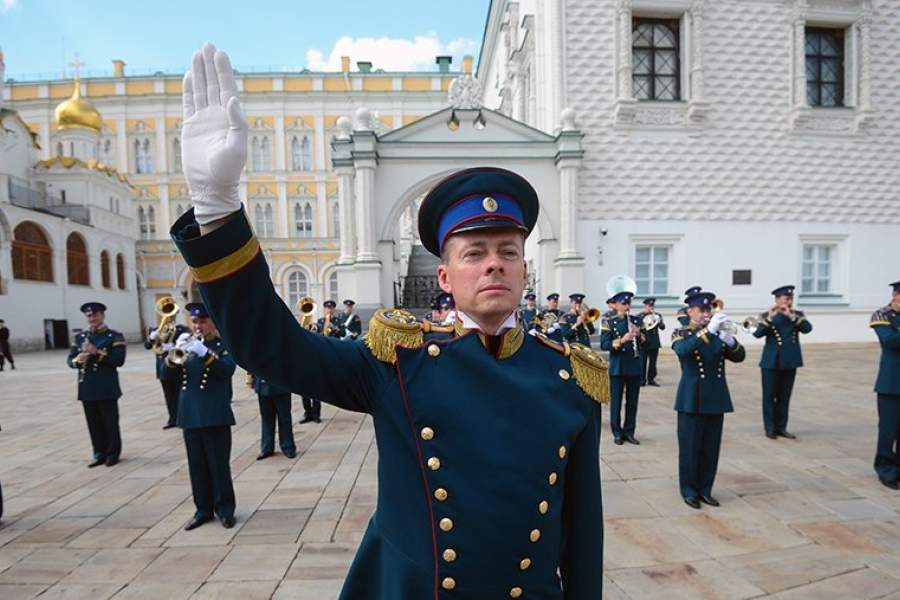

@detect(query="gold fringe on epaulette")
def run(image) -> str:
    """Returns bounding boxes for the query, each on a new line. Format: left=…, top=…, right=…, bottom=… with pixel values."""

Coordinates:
left=364, top=308, right=424, bottom=363
left=569, top=344, right=611, bottom=405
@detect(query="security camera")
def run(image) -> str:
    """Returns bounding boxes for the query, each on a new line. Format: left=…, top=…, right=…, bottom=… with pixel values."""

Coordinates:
left=600, top=227, right=609, bottom=236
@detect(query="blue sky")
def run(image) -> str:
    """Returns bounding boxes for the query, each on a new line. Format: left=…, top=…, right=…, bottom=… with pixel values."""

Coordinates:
left=0, top=0, right=490, bottom=80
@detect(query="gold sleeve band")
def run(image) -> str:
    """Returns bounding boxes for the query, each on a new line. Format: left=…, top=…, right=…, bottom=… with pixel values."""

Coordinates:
left=190, top=237, right=261, bottom=284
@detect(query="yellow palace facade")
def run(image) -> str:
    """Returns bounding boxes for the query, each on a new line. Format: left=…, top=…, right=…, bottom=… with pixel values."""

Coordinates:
left=5, top=55, right=462, bottom=327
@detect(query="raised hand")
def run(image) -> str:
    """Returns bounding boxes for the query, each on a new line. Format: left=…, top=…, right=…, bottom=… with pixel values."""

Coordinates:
left=182, top=43, right=247, bottom=225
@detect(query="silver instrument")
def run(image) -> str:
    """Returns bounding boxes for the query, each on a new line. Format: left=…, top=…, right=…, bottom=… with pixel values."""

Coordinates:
left=166, top=332, right=203, bottom=367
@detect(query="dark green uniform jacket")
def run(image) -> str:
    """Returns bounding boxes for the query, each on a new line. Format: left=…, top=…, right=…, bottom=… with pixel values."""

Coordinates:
left=176, top=336, right=236, bottom=429
left=753, top=311, right=812, bottom=370
left=671, top=325, right=746, bottom=414
left=171, top=209, right=609, bottom=600
left=562, top=312, right=595, bottom=347
left=254, top=375, right=291, bottom=397
left=600, top=314, right=643, bottom=377
left=871, top=304, right=900, bottom=396
left=66, top=327, right=127, bottom=401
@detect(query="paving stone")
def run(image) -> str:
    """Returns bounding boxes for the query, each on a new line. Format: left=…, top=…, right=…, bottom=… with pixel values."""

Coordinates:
left=132, top=546, right=229, bottom=584
left=61, top=548, right=163, bottom=584
left=67, top=528, right=145, bottom=549
left=190, top=580, right=279, bottom=599
left=208, top=544, right=297, bottom=581
left=607, top=559, right=766, bottom=599
left=111, top=582, right=199, bottom=599
left=769, top=567, right=900, bottom=599
left=0, top=548, right=97, bottom=584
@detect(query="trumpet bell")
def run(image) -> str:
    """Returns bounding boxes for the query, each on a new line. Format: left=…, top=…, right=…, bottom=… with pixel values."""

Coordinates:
left=296, top=295, right=316, bottom=316
left=642, top=313, right=661, bottom=330
left=585, top=307, right=601, bottom=323
left=605, top=275, right=637, bottom=300
left=742, top=316, right=760, bottom=333
left=712, top=298, right=725, bottom=312
left=155, top=296, right=180, bottom=319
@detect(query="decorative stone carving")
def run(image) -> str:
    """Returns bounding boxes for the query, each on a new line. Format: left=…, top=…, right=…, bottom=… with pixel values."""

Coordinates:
left=448, top=74, right=483, bottom=110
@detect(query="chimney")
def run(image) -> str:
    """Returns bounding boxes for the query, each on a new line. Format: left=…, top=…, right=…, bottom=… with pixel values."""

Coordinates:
left=435, top=56, right=452, bottom=74
left=340, top=56, right=351, bottom=73
left=112, top=59, right=126, bottom=78
left=357, top=61, right=372, bottom=74
left=462, top=55, right=474, bottom=74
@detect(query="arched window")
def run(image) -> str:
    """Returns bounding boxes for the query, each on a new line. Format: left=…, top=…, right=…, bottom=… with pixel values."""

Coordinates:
left=286, top=270, right=309, bottom=312
left=290, top=137, right=301, bottom=171
left=331, top=201, right=340, bottom=237
left=100, top=250, right=111, bottom=289
left=12, top=222, right=53, bottom=282
left=328, top=271, right=339, bottom=301
left=66, top=232, right=90, bottom=286
left=172, top=138, right=182, bottom=173
left=294, top=202, right=313, bottom=238
left=56, top=142, right=64, bottom=157
left=300, top=136, right=311, bottom=171
left=135, top=138, right=153, bottom=173
left=261, top=137, right=272, bottom=171
left=254, top=203, right=275, bottom=237
left=116, top=253, right=126, bottom=290
left=251, top=136, right=261, bottom=171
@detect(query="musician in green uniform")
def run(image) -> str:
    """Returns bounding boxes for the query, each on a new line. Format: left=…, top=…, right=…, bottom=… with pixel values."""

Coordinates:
left=870, top=280, right=900, bottom=490
left=144, top=315, right=190, bottom=429
left=520, top=291, right=538, bottom=333
left=177, top=302, right=238, bottom=530
left=67, top=302, right=127, bottom=467
left=537, top=293, right=564, bottom=343
left=173, top=47, right=609, bottom=595
left=671, top=291, right=746, bottom=509
left=561, top=293, right=595, bottom=348
left=339, top=299, right=362, bottom=340
left=601, top=291, right=644, bottom=445
left=247, top=373, right=296, bottom=460
left=639, top=297, right=665, bottom=387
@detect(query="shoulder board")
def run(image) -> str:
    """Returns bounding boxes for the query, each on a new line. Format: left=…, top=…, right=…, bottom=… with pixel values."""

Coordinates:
left=364, top=308, right=424, bottom=363
left=671, top=327, right=690, bottom=343
left=532, top=330, right=566, bottom=354
left=871, top=306, right=892, bottom=327
left=421, top=320, right=455, bottom=334
left=569, top=343, right=610, bottom=405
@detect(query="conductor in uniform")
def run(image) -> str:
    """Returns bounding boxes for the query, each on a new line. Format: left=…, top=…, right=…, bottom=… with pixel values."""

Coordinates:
left=870, top=280, right=900, bottom=490
left=177, top=302, right=238, bottom=530
left=601, top=290, right=644, bottom=445
left=67, top=302, right=127, bottom=467
left=248, top=373, right=296, bottom=460
left=562, top=293, right=595, bottom=348
left=639, top=297, right=665, bottom=387
left=671, top=290, right=745, bottom=509
left=752, top=285, right=812, bottom=439
left=173, top=45, right=609, bottom=597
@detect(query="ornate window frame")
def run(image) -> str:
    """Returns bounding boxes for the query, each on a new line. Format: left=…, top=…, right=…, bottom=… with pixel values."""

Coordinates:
left=613, top=0, right=711, bottom=129
left=788, top=0, right=874, bottom=135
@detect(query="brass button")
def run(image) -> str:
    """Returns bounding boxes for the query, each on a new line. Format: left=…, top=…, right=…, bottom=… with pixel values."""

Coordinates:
left=421, top=427, right=434, bottom=441
left=548, top=472, right=558, bottom=485
left=558, top=369, right=570, bottom=380
left=558, top=445, right=567, bottom=459
left=443, top=548, right=457, bottom=563
left=530, top=529, right=541, bottom=542
left=442, top=577, right=456, bottom=590
left=427, top=457, right=441, bottom=471
left=510, top=588, right=523, bottom=598
left=519, top=558, right=532, bottom=570
left=428, top=344, right=441, bottom=357
left=440, top=518, right=454, bottom=532
left=434, top=488, right=448, bottom=502
left=539, top=500, right=549, bottom=514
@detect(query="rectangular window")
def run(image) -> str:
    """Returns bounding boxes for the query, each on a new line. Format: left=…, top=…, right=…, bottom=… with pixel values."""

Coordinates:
left=806, top=27, right=845, bottom=107
left=632, top=17, right=681, bottom=101
left=635, top=245, right=669, bottom=296
left=801, top=245, right=833, bottom=293
left=732, top=270, right=752, bottom=286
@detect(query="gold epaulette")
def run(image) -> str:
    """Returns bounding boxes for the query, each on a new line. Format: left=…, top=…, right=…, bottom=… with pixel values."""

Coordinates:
left=532, top=332, right=610, bottom=405
left=568, top=343, right=610, bottom=405
left=364, top=309, right=424, bottom=363
left=870, top=306, right=892, bottom=327
left=421, top=320, right=455, bottom=334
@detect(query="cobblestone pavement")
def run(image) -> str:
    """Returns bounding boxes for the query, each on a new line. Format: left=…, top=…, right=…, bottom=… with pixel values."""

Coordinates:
left=0, top=343, right=898, bottom=599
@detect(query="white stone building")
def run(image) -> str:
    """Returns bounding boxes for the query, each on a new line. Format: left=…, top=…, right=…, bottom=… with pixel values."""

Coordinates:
left=0, top=54, right=139, bottom=350
left=475, top=0, right=900, bottom=343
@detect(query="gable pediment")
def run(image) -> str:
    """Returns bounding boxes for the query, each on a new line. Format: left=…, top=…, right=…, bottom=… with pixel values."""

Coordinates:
left=377, top=107, right=557, bottom=145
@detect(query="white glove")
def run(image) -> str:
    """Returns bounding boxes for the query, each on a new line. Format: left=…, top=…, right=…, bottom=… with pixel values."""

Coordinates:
left=547, top=323, right=560, bottom=334
left=718, top=329, right=736, bottom=347
left=182, top=43, right=247, bottom=225
left=162, top=342, right=175, bottom=352
left=149, top=330, right=160, bottom=341
left=186, top=339, right=209, bottom=357
left=176, top=332, right=192, bottom=346
left=707, top=312, right=727, bottom=334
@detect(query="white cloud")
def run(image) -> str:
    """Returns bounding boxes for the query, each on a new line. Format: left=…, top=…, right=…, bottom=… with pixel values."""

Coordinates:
left=2, top=0, right=19, bottom=14
left=305, top=33, right=478, bottom=72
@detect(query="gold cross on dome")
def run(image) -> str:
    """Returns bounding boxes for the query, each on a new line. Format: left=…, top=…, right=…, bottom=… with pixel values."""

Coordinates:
left=69, top=53, right=85, bottom=81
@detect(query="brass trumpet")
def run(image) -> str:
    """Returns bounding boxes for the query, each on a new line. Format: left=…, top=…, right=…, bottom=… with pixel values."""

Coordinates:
left=296, top=296, right=316, bottom=330
left=166, top=332, right=202, bottom=367
left=152, top=296, right=180, bottom=355
left=711, top=298, right=757, bottom=334
left=642, top=313, right=662, bottom=331
left=579, top=303, right=601, bottom=324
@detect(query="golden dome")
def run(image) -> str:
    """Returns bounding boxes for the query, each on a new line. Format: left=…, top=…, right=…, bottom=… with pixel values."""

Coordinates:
left=55, top=79, right=102, bottom=133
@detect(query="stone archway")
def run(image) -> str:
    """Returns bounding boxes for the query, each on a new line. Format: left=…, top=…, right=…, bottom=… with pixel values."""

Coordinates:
left=332, top=93, right=585, bottom=312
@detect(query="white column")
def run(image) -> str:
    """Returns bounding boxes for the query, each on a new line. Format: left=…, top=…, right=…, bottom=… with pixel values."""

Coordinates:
left=277, top=179, right=288, bottom=237
left=336, top=165, right=356, bottom=264
left=116, top=118, right=128, bottom=173
left=158, top=183, right=171, bottom=237
left=857, top=16, right=871, bottom=111
left=155, top=117, right=167, bottom=173
left=792, top=11, right=808, bottom=108
left=274, top=115, right=286, bottom=171
left=314, top=113, right=326, bottom=172
left=557, top=165, right=578, bottom=259
left=689, top=2, right=705, bottom=100
left=316, top=181, right=328, bottom=237
left=616, top=0, right=633, bottom=100
left=354, top=158, right=377, bottom=262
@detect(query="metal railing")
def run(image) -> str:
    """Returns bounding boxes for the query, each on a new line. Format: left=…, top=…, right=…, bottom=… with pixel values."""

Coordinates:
left=400, top=275, right=440, bottom=310
left=7, top=179, right=90, bottom=225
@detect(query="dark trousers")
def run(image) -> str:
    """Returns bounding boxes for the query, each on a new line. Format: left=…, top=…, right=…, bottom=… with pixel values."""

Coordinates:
left=81, top=399, right=121, bottom=461
left=0, top=342, right=12, bottom=369
left=610, top=375, right=641, bottom=437
left=259, top=393, right=296, bottom=454
left=875, top=394, right=900, bottom=481
left=641, top=348, right=659, bottom=384
left=761, top=368, right=797, bottom=434
left=677, top=412, right=724, bottom=499
left=302, top=396, right=321, bottom=419
left=183, top=426, right=235, bottom=521
left=160, top=377, right=180, bottom=426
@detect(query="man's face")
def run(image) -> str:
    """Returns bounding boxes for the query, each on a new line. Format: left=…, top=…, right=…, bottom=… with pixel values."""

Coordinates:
left=86, top=311, right=104, bottom=329
left=344, top=305, right=353, bottom=314
left=192, top=316, right=215, bottom=336
left=526, top=299, right=536, bottom=309
left=570, top=300, right=581, bottom=313
left=548, top=298, right=559, bottom=310
left=437, top=229, right=527, bottom=323
left=325, top=306, right=335, bottom=316
left=614, top=300, right=631, bottom=314
left=688, top=306, right=711, bottom=324
left=893, top=290, right=900, bottom=305
left=644, top=304, right=655, bottom=313
left=776, top=294, right=793, bottom=309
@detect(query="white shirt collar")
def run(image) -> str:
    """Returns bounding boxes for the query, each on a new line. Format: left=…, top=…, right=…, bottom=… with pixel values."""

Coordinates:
left=455, top=310, right=517, bottom=336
